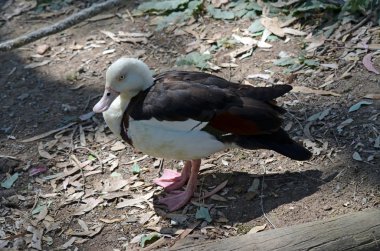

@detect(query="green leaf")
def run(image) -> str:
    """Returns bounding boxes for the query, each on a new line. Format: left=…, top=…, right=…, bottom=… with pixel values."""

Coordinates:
left=348, top=100, right=373, bottom=112
left=273, top=57, right=297, bottom=67
left=176, top=52, right=212, bottom=69
left=303, top=59, right=320, bottom=67
left=207, top=6, right=235, bottom=20
left=195, top=207, right=212, bottom=223
left=137, top=0, right=190, bottom=13
left=131, top=163, right=141, bottom=174
left=248, top=19, right=264, bottom=33
left=156, top=12, right=189, bottom=30
left=88, top=154, right=96, bottom=161
left=140, top=233, right=160, bottom=248
left=1, top=172, right=19, bottom=189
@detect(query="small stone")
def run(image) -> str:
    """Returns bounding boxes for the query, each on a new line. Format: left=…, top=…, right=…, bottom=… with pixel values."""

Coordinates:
left=323, top=205, right=332, bottom=211
left=36, top=44, right=50, bottom=55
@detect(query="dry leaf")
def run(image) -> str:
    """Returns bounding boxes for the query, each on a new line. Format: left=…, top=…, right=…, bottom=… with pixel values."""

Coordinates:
left=72, top=198, right=103, bottom=216
left=116, top=191, right=154, bottom=209
left=99, top=217, right=125, bottom=223
left=24, top=60, right=51, bottom=69
left=291, top=86, right=340, bottom=96
left=232, top=34, right=258, bottom=46
left=229, top=45, right=254, bottom=59
left=248, top=223, right=267, bottom=234
left=261, top=17, right=285, bottom=37
left=363, top=53, right=379, bottom=74
left=27, top=226, right=43, bottom=250
left=283, top=27, right=306, bottom=36
left=111, top=141, right=126, bottom=151
left=35, top=206, right=48, bottom=223
left=100, top=30, right=120, bottom=42
left=38, top=142, right=53, bottom=159
left=61, top=237, right=76, bottom=249
left=363, top=94, right=380, bottom=100
left=103, top=178, right=129, bottom=192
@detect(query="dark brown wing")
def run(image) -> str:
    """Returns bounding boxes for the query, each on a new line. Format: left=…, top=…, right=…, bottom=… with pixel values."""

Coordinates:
left=127, top=71, right=292, bottom=135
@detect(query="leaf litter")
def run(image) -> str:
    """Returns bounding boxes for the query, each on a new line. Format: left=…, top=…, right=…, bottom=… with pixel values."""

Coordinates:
left=4, top=0, right=380, bottom=249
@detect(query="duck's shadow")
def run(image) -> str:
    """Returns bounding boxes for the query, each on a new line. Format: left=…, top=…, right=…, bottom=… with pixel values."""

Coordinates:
left=153, top=169, right=332, bottom=224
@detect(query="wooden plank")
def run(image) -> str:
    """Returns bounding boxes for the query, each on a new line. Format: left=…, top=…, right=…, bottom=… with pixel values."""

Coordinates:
left=170, top=209, right=380, bottom=251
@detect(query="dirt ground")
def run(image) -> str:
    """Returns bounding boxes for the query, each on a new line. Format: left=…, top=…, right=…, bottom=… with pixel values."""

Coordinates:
left=0, top=1, right=379, bottom=250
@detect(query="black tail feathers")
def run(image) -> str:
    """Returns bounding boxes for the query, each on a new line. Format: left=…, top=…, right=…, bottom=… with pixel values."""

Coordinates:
left=235, top=129, right=312, bottom=161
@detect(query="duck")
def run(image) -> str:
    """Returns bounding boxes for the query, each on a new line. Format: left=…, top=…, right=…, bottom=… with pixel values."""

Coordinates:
left=93, top=57, right=312, bottom=212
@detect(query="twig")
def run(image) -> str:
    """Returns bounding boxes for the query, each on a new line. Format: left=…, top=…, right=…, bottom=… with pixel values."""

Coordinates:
left=0, top=155, right=21, bottom=161
left=29, top=193, right=40, bottom=214
left=74, top=146, right=103, bottom=169
left=0, top=0, right=124, bottom=51
left=260, top=166, right=276, bottom=229
left=336, top=12, right=373, bottom=40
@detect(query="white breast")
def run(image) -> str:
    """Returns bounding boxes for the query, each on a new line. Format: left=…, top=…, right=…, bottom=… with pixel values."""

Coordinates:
left=128, top=119, right=226, bottom=160
left=102, top=96, right=129, bottom=138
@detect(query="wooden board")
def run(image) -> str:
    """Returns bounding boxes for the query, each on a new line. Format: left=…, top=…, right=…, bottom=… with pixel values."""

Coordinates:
left=170, top=209, right=380, bottom=251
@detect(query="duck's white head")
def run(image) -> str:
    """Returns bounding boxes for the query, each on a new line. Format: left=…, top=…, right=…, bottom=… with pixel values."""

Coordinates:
left=93, top=58, right=154, bottom=113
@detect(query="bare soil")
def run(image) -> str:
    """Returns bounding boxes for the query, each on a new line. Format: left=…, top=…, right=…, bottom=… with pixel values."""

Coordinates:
left=0, top=1, right=379, bottom=250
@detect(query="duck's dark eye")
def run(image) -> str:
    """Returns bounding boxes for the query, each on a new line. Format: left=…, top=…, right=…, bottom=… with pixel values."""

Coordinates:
left=119, top=75, right=125, bottom=80
left=106, top=92, right=111, bottom=96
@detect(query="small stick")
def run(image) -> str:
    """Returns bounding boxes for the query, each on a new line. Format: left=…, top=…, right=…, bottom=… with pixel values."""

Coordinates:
left=0, top=0, right=124, bottom=51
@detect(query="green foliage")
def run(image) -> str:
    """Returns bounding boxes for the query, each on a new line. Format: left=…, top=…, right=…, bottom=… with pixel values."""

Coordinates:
left=176, top=52, right=212, bottom=69
left=342, top=0, right=377, bottom=14
left=137, top=0, right=190, bottom=14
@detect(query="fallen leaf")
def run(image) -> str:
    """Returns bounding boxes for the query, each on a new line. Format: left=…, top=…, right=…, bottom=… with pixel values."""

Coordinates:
left=207, top=5, right=234, bottom=20
left=248, top=223, right=267, bottom=234
left=246, top=73, right=271, bottom=80
left=363, top=94, right=380, bottom=100
left=100, top=30, right=120, bottom=42
left=352, top=152, right=362, bottom=161
left=103, top=178, right=129, bottom=192
left=1, top=172, right=19, bottom=189
left=348, top=100, right=373, bottom=112
left=232, top=34, right=258, bottom=46
left=374, top=136, right=380, bottom=148
left=24, top=60, right=51, bottom=69
left=61, top=237, right=76, bottom=249
left=27, top=226, right=43, bottom=250
left=132, top=163, right=141, bottom=174
left=229, top=45, right=254, bottom=59
left=140, top=233, right=161, bottom=248
left=283, top=27, right=306, bottom=36
left=111, top=141, right=126, bottom=151
left=72, top=198, right=103, bottom=216
left=292, top=86, right=340, bottom=96
left=35, top=206, right=48, bottom=223
left=337, top=118, right=353, bottom=133
left=99, top=217, right=125, bottom=224
left=195, top=207, right=212, bottom=223
left=321, top=63, right=338, bottom=69
left=261, top=17, right=285, bottom=37
left=363, top=53, right=379, bottom=74
left=116, top=191, right=154, bottom=209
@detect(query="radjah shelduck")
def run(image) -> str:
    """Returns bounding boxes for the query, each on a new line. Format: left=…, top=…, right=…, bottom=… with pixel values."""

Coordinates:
left=93, top=57, right=312, bottom=212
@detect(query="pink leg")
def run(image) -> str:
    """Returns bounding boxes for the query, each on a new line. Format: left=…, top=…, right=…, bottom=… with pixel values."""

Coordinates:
left=158, top=159, right=201, bottom=212
left=153, top=161, right=191, bottom=191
